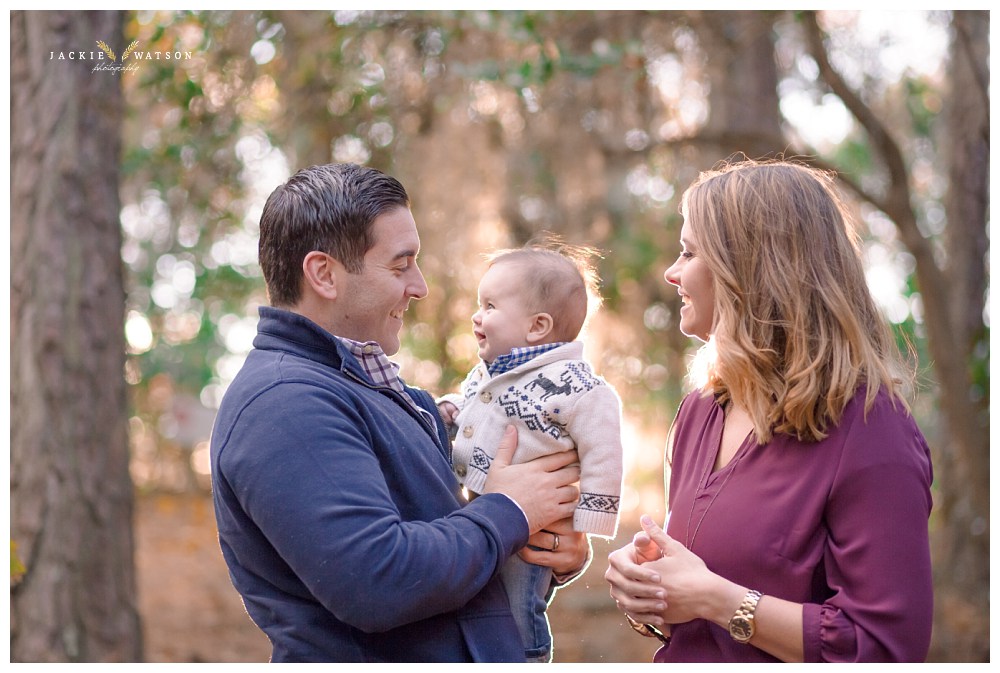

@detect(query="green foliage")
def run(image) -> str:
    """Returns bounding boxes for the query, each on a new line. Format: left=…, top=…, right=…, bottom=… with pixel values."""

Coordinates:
left=969, top=327, right=990, bottom=406
left=118, top=10, right=968, bottom=496
left=11, top=541, right=26, bottom=585
left=828, top=136, right=875, bottom=178
left=904, top=77, right=939, bottom=138
left=122, top=12, right=268, bottom=399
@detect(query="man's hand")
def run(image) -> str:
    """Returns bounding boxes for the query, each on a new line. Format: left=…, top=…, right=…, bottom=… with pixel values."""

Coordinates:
left=519, top=517, right=591, bottom=579
left=482, top=426, right=580, bottom=534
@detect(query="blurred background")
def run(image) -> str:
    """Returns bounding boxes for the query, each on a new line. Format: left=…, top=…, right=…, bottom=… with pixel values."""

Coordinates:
left=9, top=9, right=989, bottom=662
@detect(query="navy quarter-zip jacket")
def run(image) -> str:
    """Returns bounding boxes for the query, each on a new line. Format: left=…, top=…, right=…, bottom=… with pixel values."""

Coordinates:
left=210, top=306, right=527, bottom=662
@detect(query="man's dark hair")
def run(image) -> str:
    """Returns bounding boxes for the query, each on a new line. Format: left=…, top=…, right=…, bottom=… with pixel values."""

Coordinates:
left=258, top=163, right=410, bottom=307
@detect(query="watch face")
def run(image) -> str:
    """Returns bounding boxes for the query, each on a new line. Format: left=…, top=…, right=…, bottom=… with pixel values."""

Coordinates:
left=730, top=616, right=753, bottom=642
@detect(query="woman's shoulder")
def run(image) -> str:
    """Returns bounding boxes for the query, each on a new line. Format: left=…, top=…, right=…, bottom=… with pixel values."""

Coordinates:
left=671, top=388, right=720, bottom=436
left=834, top=384, right=930, bottom=466
left=678, top=387, right=719, bottom=415
left=841, top=384, right=915, bottom=430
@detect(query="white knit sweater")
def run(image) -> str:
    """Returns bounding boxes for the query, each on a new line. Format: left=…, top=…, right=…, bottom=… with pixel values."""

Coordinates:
left=443, top=342, right=623, bottom=538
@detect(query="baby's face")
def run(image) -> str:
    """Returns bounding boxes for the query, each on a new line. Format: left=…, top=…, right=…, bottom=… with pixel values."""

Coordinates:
left=471, top=263, right=537, bottom=364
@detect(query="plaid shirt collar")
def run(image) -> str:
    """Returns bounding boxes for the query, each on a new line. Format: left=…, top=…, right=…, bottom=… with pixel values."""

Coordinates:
left=486, top=342, right=566, bottom=377
left=337, top=337, right=432, bottom=421
left=337, top=337, right=402, bottom=390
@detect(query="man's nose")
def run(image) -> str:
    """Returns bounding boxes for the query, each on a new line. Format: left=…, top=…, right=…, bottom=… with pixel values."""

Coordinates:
left=409, top=266, right=429, bottom=299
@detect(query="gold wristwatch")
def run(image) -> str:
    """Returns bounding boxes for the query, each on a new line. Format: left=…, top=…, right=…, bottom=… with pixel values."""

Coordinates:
left=728, top=589, right=762, bottom=643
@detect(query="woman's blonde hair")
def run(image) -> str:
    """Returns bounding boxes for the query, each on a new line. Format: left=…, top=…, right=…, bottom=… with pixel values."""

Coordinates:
left=683, top=159, right=912, bottom=443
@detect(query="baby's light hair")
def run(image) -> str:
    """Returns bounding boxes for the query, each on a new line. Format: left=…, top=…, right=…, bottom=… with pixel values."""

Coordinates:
left=485, top=233, right=604, bottom=342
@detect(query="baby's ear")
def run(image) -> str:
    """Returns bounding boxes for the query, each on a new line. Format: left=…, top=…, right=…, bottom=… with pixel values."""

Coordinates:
left=526, top=312, right=554, bottom=344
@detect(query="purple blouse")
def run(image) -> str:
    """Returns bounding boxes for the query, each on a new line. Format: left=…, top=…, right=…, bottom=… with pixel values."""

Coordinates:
left=654, top=386, right=933, bottom=663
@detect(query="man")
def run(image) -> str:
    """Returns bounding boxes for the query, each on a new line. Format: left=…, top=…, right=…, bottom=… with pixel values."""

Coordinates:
left=210, top=163, right=590, bottom=662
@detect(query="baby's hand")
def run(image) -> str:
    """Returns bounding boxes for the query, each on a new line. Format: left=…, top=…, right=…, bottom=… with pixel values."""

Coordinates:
left=437, top=401, right=459, bottom=426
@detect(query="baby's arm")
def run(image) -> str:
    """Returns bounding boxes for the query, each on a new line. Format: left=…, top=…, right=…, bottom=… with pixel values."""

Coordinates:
left=568, top=383, right=625, bottom=538
left=438, top=400, right=458, bottom=439
left=435, top=392, right=466, bottom=441
left=438, top=400, right=460, bottom=426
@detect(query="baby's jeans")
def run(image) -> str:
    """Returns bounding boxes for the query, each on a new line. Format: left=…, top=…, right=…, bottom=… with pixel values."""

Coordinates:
left=500, top=554, right=554, bottom=663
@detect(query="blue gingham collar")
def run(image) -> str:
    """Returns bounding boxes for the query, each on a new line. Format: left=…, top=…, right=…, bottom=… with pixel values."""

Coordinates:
left=486, top=342, right=566, bottom=377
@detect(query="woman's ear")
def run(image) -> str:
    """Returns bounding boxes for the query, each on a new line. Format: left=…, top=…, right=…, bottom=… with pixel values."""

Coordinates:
left=302, top=251, right=339, bottom=300
left=526, top=312, right=554, bottom=344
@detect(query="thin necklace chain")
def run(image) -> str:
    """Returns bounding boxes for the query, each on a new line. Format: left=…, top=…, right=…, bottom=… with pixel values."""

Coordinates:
left=684, top=404, right=749, bottom=550
left=684, top=451, right=745, bottom=550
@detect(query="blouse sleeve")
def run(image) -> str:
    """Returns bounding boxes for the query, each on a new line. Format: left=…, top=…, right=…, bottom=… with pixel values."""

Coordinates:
left=802, top=394, right=934, bottom=662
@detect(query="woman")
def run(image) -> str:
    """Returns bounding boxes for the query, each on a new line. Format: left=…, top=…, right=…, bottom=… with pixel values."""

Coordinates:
left=605, top=159, right=933, bottom=662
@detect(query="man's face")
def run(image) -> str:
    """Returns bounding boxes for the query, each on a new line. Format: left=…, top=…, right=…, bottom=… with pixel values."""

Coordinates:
left=335, top=206, right=427, bottom=355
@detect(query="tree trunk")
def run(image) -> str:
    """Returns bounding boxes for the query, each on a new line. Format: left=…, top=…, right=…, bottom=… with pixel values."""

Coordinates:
left=801, top=10, right=990, bottom=661
left=691, top=10, right=785, bottom=161
left=10, top=10, right=142, bottom=662
left=929, top=9, right=990, bottom=662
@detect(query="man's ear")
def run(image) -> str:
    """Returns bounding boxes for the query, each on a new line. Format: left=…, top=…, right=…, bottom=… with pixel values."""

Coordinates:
left=525, top=312, right=554, bottom=344
left=302, top=251, right=339, bottom=300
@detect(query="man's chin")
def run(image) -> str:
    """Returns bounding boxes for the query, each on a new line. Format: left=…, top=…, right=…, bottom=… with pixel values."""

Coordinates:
left=381, top=337, right=401, bottom=356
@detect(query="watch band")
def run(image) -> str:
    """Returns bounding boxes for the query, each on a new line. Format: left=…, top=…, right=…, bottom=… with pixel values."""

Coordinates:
left=728, top=589, right=762, bottom=643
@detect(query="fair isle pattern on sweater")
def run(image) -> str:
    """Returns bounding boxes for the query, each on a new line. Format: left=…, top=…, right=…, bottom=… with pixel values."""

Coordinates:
left=447, top=341, right=624, bottom=538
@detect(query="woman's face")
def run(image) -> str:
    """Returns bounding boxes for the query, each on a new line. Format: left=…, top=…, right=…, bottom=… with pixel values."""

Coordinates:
left=664, top=219, right=716, bottom=342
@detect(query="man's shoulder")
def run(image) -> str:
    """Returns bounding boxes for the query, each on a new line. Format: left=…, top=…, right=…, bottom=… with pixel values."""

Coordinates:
left=233, top=347, right=343, bottom=387
left=217, top=349, right=365, bottom=426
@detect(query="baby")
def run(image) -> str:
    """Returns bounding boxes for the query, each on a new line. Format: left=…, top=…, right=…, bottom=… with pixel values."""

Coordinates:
left=438, top=238, right=624, bottom=663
